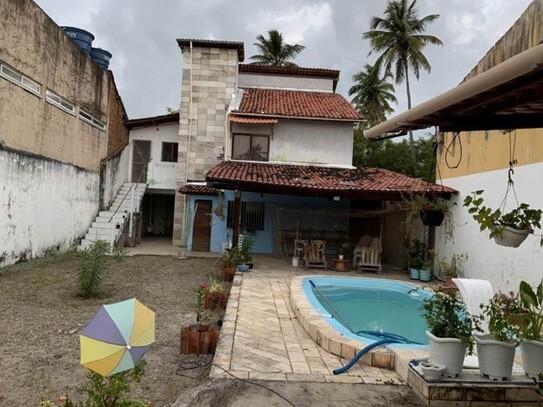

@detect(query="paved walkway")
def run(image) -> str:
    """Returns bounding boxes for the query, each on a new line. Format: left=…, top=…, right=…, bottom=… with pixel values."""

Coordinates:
left=210, top=258, right=407, bottom=384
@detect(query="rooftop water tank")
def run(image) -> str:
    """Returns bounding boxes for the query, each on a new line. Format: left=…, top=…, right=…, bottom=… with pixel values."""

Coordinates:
left=62, top=27, right=95, bottom=54
left=90, top=48, right=112, bottom=70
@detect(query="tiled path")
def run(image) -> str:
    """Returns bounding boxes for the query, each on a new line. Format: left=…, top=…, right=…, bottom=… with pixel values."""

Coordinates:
left=210, top=259, right=405, bottom=384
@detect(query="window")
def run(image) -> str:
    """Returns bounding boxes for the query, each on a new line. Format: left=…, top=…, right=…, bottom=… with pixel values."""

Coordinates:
left=0, top=62, right=41, bottom=96
left=232, top=134, right=269, bottom=162
left=161, top=142, right=178, bottom=162
left=79, top=109, right=107, bottom=131
left=227, top=201, right=265, bottom=231
left=46, top=90, right=75, bottom=115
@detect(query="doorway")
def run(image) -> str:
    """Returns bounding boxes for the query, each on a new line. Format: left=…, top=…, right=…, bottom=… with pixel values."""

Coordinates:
left=132, top=140, right=151, bottom=183
left=192, top=200, right=212, bottom=252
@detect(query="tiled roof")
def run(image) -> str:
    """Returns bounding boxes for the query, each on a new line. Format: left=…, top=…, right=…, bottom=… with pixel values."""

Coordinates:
left=176, top=39, right=244, bottom=61
left=206, top=161, right=454, bottom=199
left=179, top=184, right=220, bottom=195
left=239, top=64, right=340, bottom=80
left=233, top=88, right=362, bottom=121
left=229, top=115, right=278, bottom=124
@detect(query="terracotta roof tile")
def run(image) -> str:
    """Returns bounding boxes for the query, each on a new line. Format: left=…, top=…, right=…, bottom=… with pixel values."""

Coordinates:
left=234, top=88, right=362, bottom=121
left=229, top=115, right=278, bottom=124
left=206, top=161, right=454, bottom=199
left=239, top=64, right=340, bottom=80
left=179, top=184, right=220, bottom=195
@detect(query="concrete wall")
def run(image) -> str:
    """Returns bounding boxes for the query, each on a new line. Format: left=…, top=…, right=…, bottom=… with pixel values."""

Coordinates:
left=238, top=73, right=334, bottom=92
left=129, top=122, right=179, bottom=190
left=0, top=0, right=109, bottom=171
left=230, top=120, right=354, bottom=166
left=435, top=163, right=543, bottom=292
left=0, top=148, right=99, bottom=266
left=106, top=72, right=129, bottom=157
left=174, top=45, right=239, bottom=244
left=101, top=145, right=130, bottom=209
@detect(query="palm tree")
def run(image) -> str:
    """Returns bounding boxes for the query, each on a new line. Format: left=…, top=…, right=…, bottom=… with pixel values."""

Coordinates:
left=249, top=29, right=305, bottom=67
left=349, top=64, right=397, bottom=128
left=363, top=0, right=442, bottom=176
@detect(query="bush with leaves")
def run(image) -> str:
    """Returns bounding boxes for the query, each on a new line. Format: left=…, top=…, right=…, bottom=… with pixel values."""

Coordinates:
left=75, top=240, right=127, bottom=298
left=38, top=363, right=148, bottom=407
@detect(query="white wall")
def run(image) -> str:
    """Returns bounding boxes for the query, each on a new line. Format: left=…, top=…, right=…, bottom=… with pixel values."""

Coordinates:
left=101, top=146, right=130, bottom=209
left=230, top=120, right=353, bottom=166
left=238, top=73, right=334, bottom=92
left=0, top=149, right=99, bottom=266
left=435, top=162, right=543, bottom=293
left=129, top=122, right=179, bottom=189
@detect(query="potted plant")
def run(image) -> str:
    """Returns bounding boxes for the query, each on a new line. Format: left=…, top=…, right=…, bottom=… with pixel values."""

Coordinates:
left=219, top=248, right=238, bottom=281
left=518, top=279, right=543, bottom=378
left=473, top=291, right=523, bottom=381
left=204, top=276, right=229, bottom=310
left=464, top=190, right=542, bottom=247
left=408, top=239, right=426, bottom=280
left=214, top=191, right=225, bottom=220
left=419, top=257, right=433, bottom=282
left=421, top=291, right=474, bottom=378
left=404, top=194, right=452, bottom=227
left=438, top=253, right=468, bottom=284
left=237, top=231, right=255, bottom=270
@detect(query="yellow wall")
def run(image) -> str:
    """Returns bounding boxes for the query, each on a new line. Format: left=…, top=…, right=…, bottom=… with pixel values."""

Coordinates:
left=438, top=129, right=543, bottom=179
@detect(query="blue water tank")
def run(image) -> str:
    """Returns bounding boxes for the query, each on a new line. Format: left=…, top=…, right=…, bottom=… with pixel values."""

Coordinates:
left=62, top=27, right=95, bottom=54
left=90, top=48, right=112, bottom=70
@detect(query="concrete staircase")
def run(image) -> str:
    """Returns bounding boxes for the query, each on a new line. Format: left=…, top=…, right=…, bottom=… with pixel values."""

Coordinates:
left=78, top=183, right=147, bottom=251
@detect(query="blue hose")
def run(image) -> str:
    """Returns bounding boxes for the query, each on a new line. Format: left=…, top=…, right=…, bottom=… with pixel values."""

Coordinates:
left=333, top=338, right=399, bottom=375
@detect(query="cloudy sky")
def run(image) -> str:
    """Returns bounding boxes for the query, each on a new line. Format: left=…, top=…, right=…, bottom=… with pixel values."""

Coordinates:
left=34, top=0, right=532, bottom=119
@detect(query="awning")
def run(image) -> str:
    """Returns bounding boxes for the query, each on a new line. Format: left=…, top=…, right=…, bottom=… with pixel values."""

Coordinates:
left=229, top=115, right=278, bottom=124
left=364, top=43, right=543, bottom=140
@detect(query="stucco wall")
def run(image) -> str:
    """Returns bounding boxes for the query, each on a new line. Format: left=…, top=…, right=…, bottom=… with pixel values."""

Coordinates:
left=0, top=0, right=108, bottom=171
left=129, top=122, right=179, bottom=190
left=0, top=148, right=100, bottom=267
left=435, top=162, right=543, bottom=292
left=106, top=72, right=129, bottom=157
left=230, top=120, right=354, bottom=166
left=238, top=73, right=334, bottom=92
left=101, top=145, right=130, bottom=209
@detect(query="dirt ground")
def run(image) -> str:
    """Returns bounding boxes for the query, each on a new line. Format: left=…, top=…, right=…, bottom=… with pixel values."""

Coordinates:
left=0, top=253, right=220, bottom=406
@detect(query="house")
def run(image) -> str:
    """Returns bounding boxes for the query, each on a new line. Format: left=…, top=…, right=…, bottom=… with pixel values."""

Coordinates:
left=364, top=0, right=543, bottom=290
left=174, top=39, right=453, bottom=268
left=0, top=0, right=128, bottom=266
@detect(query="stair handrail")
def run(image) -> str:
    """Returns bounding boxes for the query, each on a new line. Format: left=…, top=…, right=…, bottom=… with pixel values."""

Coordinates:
left=106, top=162, right=148, bottom=224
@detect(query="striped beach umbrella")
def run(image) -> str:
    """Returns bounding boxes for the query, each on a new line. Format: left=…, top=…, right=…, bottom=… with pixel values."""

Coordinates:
left=80, top=298, right=155, bottom=376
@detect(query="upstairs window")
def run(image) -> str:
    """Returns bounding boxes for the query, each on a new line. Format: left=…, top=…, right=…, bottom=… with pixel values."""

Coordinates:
left=0, top=62, right=41, bottom=96
left=227, top=201, right=265, bottom=231
left=232, top=134, right=269, bottom=162
left=161, top=142, right=178, bottom=162
left=79, top=109, right=106, bottom=131
left=46, top=90, right=75, bottom=115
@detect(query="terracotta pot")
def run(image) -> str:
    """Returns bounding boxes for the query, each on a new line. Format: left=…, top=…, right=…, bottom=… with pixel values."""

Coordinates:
left=219, top=266, right=236, bottom=282
left=180, top=324, right=220, bottom=355
left=204, top=291, right=228, bottom=310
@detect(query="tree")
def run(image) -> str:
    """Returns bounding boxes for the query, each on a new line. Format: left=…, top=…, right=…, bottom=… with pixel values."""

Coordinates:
left=353, top=127, right=436, bottom=182
left=249, top=29, right=305, bottom=67
left=363, top=0, right=442, bottom=176
left=348, top=64, right=397, bottom=128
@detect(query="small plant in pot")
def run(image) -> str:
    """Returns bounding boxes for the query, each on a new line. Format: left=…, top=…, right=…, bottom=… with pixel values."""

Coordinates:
left=219, top=248, right=238, bottom=281
left=404, top=194, right=453, bottom=227
left=204, top=275, right=229, bottom=310
left=463, top=190, right=542, bottom=247
left=518, top=279, right=543, bottom=378
left=473, top=291, right=523, bottom=381
left=408, top=239, right=427, bottom=280
left=236, top=230, right=255, bottom=271
left=438, top=252, right=468, bottom=283
left=421, top=291, right=474, bottom=378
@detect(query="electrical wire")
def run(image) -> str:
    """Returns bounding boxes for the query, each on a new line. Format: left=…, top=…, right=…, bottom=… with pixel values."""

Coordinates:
left=211, top=364, right=296, bottom=407
left=176, top=354, right=213, bottom=379
left=443, top=132, right=463, bottom=170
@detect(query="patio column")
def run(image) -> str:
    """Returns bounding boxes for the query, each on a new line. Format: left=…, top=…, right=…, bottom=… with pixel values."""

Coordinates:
left=232, top=189, right=241, bottom=247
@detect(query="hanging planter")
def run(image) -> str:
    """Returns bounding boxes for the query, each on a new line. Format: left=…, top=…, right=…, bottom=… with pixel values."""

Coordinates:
left=420, top=209, right=445, bottom=226
left=493, top=226, right=531, bottom=248
left=464, top=191, right=542, bottom=248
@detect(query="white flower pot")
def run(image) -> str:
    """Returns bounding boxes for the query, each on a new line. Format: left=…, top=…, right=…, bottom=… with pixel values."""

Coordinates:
left=426, top=331, right=467, bottom=378
left=420, top=362, right=446, bottom=380
left=292, top=257, right=299, bottom=267
left=493, top=226, right=530, bottom=248
left=338, top=254, right=344, bottom=260
left=520, top=339, right=543, bottom=378
left=474, top=334, right=516, bottom=381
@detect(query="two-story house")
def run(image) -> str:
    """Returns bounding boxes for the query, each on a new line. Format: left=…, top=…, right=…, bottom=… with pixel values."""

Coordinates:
left=174, top=39, right=452, bottom=268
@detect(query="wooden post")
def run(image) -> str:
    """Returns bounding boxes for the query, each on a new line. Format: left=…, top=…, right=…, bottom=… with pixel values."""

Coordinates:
left=232, top=189, right=241, bottom=249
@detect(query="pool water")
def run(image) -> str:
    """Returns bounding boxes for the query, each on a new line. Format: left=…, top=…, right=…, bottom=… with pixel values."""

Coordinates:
left=303, top=277, right=432, bottom=346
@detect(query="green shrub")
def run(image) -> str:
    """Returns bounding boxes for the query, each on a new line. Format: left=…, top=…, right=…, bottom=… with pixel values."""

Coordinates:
left=75, top=240, right=127, bottom=298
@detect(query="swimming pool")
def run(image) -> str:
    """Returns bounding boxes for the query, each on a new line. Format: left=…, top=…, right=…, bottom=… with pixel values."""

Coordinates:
left=302, top=277, right=432, bottom=348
